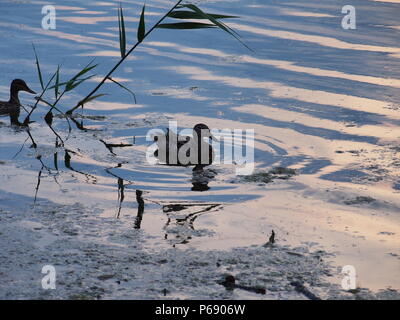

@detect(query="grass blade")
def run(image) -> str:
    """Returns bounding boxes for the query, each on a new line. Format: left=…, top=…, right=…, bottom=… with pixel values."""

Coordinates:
left=118, top=5, right=126, bottom=58
left=54, top=65, right=60, bottom=99
left=157, top=22, right=216, bottom=29
left=34, top=96, right=70, bottom=119
left=73, top=62, right=98, bottom=80
left=179, top=4, right=252, bottom=51
left=66, top=74, right=96, bottom=92
left=137, top=4, right=146, bottom=43
left=49, top=77, right=92, bottom=90
left=78, top=93, right=107, bottom=107
left=182, top=4, right=236, bottom=36
left=167, top=10, right=238, bottom=20
left=107, top=77, right=137, bottom=103
left=32, top=44, right=44, bottom=90
left=65, top=61, right=98, bottom=91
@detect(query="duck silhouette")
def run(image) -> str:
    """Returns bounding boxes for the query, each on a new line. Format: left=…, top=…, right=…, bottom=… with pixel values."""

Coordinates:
left=154, top=123, right=215, bottom=171
left=0, top=79, right=35, bottom=125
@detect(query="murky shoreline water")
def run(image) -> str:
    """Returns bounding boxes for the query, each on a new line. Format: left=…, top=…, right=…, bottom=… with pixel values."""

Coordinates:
left=1, top=0, right=399, bottom=298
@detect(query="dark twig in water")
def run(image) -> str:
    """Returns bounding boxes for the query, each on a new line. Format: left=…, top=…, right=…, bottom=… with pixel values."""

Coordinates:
left=64, top=150, right=97, bottom=184
left=33, top=155, right=59, bottom=204
left=33, top=165, right=43, bottom=204
left=105, top=164, right=135, bottom=184
left=68, top=116, right=94, bottom=132
left=116, top=178, right=125, bottom=219
left=134, top=190, right=145, bottom=229
left=269, top=230, right=275, bottom=244
left=290, top=281, right=321, bottom=300
left=12, top=137, right=29, bottom=159
left=264, top=230, right=275, bottom=247
left=162, top=203, right=220, bottom=245
left=99, top=139, right=133, bottom=155
left=219, top=275, right=266, bottom=295
left=105, top=164, right=134, bottom=218
left=25, top=126, right=38, bottom=149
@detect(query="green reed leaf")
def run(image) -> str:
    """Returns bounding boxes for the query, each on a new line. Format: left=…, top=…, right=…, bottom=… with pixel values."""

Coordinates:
left=167, top=10, right=238, bottom=20
left=179, top=4, right=252, bottom=51
left=32, top=44, right=44, bottom=91
left=65, top=61, right=98, bottom=91
left=107, top=77, right=137, bottom=103
left=137, top=4, right=146, bottom=43
left=157, top=22, right=216, bottom=29
left=72, top=62, right=98, bottom=80
left=66, top=74, right=96, bottom=92
left=78, top=93, right=107, bottom=106
left=118, top=5, right=126, bottom=57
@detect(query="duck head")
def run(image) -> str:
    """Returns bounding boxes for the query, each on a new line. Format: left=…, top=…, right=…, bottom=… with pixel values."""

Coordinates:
left=193, top=123, right=217, bottom=142
left=11, top=79, right=36, bottom=94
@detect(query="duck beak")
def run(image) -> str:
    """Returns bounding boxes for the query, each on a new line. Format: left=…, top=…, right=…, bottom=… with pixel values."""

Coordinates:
left=23, top=84, right=36, bottom=94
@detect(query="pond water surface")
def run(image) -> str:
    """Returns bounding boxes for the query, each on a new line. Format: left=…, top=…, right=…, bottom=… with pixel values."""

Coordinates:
left=0, top=0, right=400, bottom=297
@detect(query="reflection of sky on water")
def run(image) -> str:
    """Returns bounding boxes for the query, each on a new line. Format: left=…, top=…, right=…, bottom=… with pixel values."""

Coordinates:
left=0, top=0, right=400, bottom=263
left=0, top=2, right=399, bottom=170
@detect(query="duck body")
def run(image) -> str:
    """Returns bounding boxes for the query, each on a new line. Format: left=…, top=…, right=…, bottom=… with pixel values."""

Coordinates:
left=0, top=79, right=35, bottom=125
left=154, top=123, right=215, bottom=171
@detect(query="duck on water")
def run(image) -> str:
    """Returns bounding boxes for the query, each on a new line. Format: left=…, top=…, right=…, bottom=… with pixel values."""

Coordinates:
left=0, top=79, right=36, bottom=125
left=154, top=123, right=216, bottom=171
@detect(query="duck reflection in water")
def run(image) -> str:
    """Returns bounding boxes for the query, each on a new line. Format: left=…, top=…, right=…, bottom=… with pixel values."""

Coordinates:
left=163, top=203, right=220, bottom=246
left=191, top=169, right=217, bottom=191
